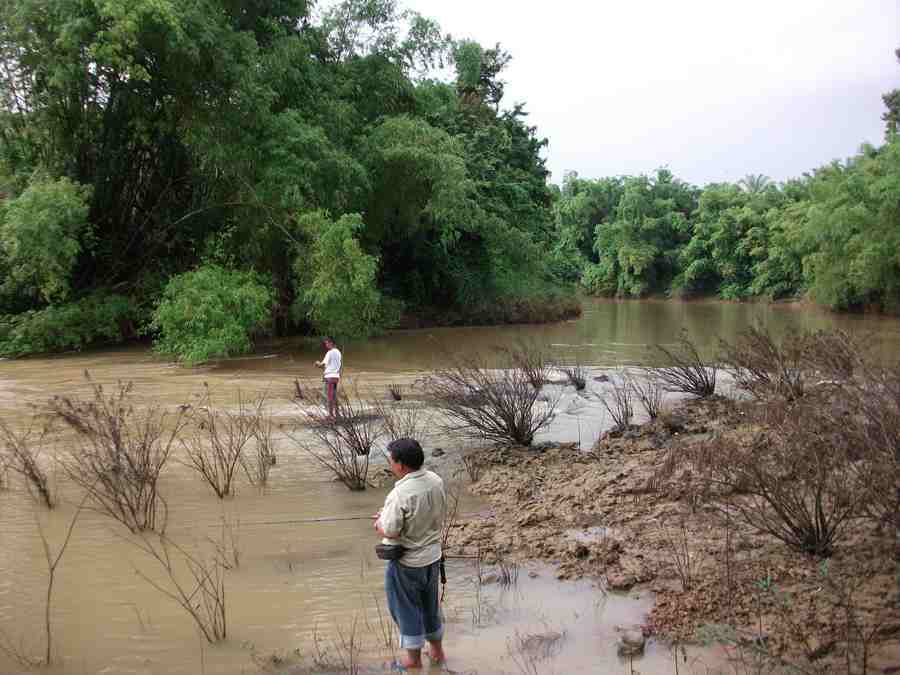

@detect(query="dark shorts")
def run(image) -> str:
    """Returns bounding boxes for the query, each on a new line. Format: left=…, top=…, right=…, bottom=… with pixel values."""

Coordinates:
left=385, top=560, right=443, bottom=649
left=323, top=378, right=339, bottom=401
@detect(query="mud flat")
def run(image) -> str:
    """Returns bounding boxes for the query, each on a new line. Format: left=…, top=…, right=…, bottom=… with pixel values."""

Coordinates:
left=448, top=396, right=900, bottom=674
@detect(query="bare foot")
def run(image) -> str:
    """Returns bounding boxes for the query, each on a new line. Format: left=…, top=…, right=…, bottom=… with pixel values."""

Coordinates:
left=400, top=652, right=423, bottom=669
left=426, top=647, right=446, bottom=664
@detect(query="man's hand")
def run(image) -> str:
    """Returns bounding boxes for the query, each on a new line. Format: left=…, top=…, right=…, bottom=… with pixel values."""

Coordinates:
left=372, top=510, right=398, bottom=538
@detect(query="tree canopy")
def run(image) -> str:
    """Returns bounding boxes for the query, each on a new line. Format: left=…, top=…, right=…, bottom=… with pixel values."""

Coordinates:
left=0, top=0, right=573, bottom=360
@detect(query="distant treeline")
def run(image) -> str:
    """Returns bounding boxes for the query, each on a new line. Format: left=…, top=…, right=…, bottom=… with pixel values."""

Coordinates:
left=552, top=51, right=900, bottom=313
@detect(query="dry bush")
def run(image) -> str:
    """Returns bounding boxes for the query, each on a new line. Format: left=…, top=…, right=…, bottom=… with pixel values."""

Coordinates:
left=387, top=383, right=402, bottom=401
left=704, top=403, right=867, bottom=556
left=423, top=354, right=559, bottom=447
left=290, top=390, right=381, bottom=490
left=209, top=514, right=241, bottom=571
left=442, top=481, right=462, bottom=553
left=803, top=329, right=866, bottom=382
left=49, top=376, right=189, bottom=533
left=370, top=397, right=427, bottom=446
left=601, top=374, right=633, bottom=431
left=645, top=437, right=722, bottom=507
left=498, top=338, right=550, bottom=389
left=242, top=409, right=277, bottom=488
left=653, top=332, right=717, bottom=398
left=182, top=385, right=266, bottom=498
left=556, top=357, right=587, bottom=391
left=719, top=325, right=809, bottom=401
left=720, top=327, right=867, bottom=403
left=0, top=418, right=54, bottom=508
left=130, top=532, right=227, bottom=643
left=658, top=520, right=698, bottom=591
left=837, top=361, right=900, bottom=530
left=627, top=370, right=664, bottom=420
left=461, top=452, right=482, bottom=482
left=0, top=490, right=90, bottom=667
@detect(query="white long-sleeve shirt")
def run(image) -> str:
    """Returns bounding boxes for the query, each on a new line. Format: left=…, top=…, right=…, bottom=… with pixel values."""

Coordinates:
left=377, top=469, right=446, bottom=567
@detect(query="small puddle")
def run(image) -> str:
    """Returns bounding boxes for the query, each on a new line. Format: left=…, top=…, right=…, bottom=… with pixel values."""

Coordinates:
left=324, top=561, right=724, bottom=674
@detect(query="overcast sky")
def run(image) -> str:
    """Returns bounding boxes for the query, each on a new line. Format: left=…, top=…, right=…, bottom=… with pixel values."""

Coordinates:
left=408, top=0, right=899, bottom=186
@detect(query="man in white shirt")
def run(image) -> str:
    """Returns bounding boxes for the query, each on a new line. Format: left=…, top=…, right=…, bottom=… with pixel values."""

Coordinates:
left=314, top=336, right=342, bottom=418
left=374, top=438, right=447, bottom=669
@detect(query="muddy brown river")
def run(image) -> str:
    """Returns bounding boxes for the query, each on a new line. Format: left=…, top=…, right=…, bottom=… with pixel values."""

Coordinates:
left=1, top=299, right=898, bottom=674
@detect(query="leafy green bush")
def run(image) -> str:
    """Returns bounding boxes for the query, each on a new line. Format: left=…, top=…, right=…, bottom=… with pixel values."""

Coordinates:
left=0, top=177, right=92, bottom=304
left=151, top=265, right=273, bottom=365
left=293, top=211, right=390, bottom=339
left=0, top=293, right=135, bottom=357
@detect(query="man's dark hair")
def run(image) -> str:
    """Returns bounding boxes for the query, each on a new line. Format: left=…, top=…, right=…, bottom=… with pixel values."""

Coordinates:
left=387, top=438, right=424, bottom=470
left=323, top=336, right=335, bottom=345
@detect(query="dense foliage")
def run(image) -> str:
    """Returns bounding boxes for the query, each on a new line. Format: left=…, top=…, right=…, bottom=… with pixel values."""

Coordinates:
left=556, top=126, right=900, bottom=312
left=0, top=0, right=572, bottom=361
left=151, top=266, right=273, bottom=365
left=0, top=2, right=896, bottom=361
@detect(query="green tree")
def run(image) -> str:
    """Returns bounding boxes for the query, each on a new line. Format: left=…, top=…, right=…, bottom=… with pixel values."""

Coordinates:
left=552, top=173, right=626, bottom=280
left=798, top=141, right=900, bottom=311
left=0, top=177, right=92, bottom=304
left=293, top=211, right=387, bottom=339
left=151, top=265, right=273, bottom=365
left=677, top=183, right=784, bottom=299
left=738, top=174, right=772, bottom=194
left=586, top=170, right=697, bottom=296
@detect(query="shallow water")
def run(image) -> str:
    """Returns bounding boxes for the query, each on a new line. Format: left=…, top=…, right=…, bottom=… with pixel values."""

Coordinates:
left=0, top=298, right=898, bottom=674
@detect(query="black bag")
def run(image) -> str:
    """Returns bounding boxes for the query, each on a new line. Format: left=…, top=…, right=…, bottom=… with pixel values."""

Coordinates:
left=375, top=543, right=406, bottom=560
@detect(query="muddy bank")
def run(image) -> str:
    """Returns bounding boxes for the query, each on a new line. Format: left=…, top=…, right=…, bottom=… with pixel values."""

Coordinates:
left=450, top=397, right=900, bottom=673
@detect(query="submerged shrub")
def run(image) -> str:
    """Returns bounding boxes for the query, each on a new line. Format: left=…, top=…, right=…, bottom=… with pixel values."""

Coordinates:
left=290, top=388, right=382, bottom=491
left=497, top=339, right=549, bottom=389
left=424, top=353, right=559, bottom=446
left=49, top=375, right=189, bottom=533
left=151, top=265, right=273, bottom=365
left=653, top=332, right=717, bottom=398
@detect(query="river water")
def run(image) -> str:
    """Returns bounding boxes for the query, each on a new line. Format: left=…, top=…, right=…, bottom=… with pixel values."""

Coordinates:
left=0, top=299, right=897, bottom=675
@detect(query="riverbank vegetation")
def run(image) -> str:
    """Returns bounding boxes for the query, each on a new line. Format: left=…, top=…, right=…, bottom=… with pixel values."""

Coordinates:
left=0, top=0, right=897, bottom=363
left=0, top=0, right=574, bottom=361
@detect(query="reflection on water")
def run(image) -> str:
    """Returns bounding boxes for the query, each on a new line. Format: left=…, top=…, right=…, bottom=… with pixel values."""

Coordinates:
left=0, top=299, right=898, bottom=674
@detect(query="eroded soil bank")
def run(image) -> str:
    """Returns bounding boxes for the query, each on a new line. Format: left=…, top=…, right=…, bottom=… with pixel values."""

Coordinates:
left=450, top=397, right=900, bottom=674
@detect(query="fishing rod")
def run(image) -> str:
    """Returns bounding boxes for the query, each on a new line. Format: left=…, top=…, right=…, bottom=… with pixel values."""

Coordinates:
left=220, top=510, right=489, bottom=529
left=201, top=512, right=486, bottom=560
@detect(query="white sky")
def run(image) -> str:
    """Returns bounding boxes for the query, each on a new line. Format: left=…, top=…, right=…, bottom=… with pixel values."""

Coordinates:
left=408, top=0, right=900, bottom=186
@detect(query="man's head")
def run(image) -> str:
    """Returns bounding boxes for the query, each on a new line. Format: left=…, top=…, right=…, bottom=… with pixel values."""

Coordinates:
left=387, top=438, right=424, bottom=477
left=323, top=336, right=335, bottom=349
